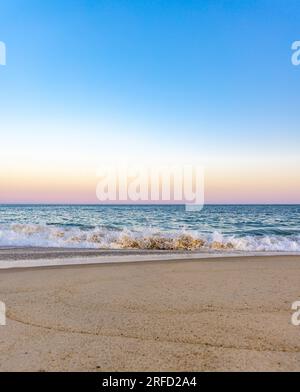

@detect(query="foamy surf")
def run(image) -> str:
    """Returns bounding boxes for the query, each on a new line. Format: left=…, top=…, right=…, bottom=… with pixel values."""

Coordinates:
left=1, top=223, right=300, bottom=252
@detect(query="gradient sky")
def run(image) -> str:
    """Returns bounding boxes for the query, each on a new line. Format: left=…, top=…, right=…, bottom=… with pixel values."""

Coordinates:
left=0, top=0, right=299, bottom=204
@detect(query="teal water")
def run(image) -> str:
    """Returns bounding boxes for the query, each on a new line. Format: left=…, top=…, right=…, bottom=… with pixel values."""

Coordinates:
left=0, top=204, right=300, bottom=251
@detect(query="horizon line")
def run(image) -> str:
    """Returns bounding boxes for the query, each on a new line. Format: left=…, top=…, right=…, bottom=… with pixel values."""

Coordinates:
left=0, top=203, right=300, bottom=206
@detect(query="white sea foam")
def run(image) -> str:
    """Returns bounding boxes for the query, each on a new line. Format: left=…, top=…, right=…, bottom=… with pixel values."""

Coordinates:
left=1, top=224, right=300, bottom=252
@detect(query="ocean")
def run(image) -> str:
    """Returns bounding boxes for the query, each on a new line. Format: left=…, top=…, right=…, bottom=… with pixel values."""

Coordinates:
left=0, top=204, right=300, bottom=252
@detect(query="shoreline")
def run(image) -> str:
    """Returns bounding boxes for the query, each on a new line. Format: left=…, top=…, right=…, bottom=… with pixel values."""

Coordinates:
left=1, top=247, right=300, bottom=269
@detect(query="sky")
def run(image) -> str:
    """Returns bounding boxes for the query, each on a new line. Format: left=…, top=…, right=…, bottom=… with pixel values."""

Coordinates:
left=0, top=0, right=299, bottom=204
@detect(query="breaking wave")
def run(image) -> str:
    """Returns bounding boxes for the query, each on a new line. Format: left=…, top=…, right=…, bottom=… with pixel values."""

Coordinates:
left=1, top=224, right=300, bottom=252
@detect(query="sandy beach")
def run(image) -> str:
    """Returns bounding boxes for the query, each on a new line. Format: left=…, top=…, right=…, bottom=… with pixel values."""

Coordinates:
left=0, top=252, right=300, bottom=371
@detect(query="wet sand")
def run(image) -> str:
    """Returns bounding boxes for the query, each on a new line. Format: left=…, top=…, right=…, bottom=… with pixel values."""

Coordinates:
left=0, top=253, right=300, bottom=371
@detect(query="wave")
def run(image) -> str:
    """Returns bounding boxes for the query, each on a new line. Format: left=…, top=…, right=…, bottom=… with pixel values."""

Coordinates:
left=1, top=224, right=300, bottom=252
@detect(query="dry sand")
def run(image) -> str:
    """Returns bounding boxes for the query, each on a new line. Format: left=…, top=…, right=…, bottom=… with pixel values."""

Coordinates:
left=0, top=253, right=300, bottom=371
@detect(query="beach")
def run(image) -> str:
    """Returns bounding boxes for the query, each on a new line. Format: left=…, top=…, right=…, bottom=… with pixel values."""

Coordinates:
left=0, top=251, right=300, bottom=371
left=1, top=0, right=300, bottom=378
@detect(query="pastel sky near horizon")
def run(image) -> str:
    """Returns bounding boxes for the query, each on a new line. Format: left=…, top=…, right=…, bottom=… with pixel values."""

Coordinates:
left=0, top=0, right=299, bottom=204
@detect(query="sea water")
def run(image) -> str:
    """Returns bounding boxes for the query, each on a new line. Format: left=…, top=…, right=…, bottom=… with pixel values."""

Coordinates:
left=0, top=204, right=300, bottom=252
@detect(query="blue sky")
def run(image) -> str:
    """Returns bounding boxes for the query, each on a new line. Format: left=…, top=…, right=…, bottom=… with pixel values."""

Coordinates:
left=0, top=0, right=299, bottom=203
